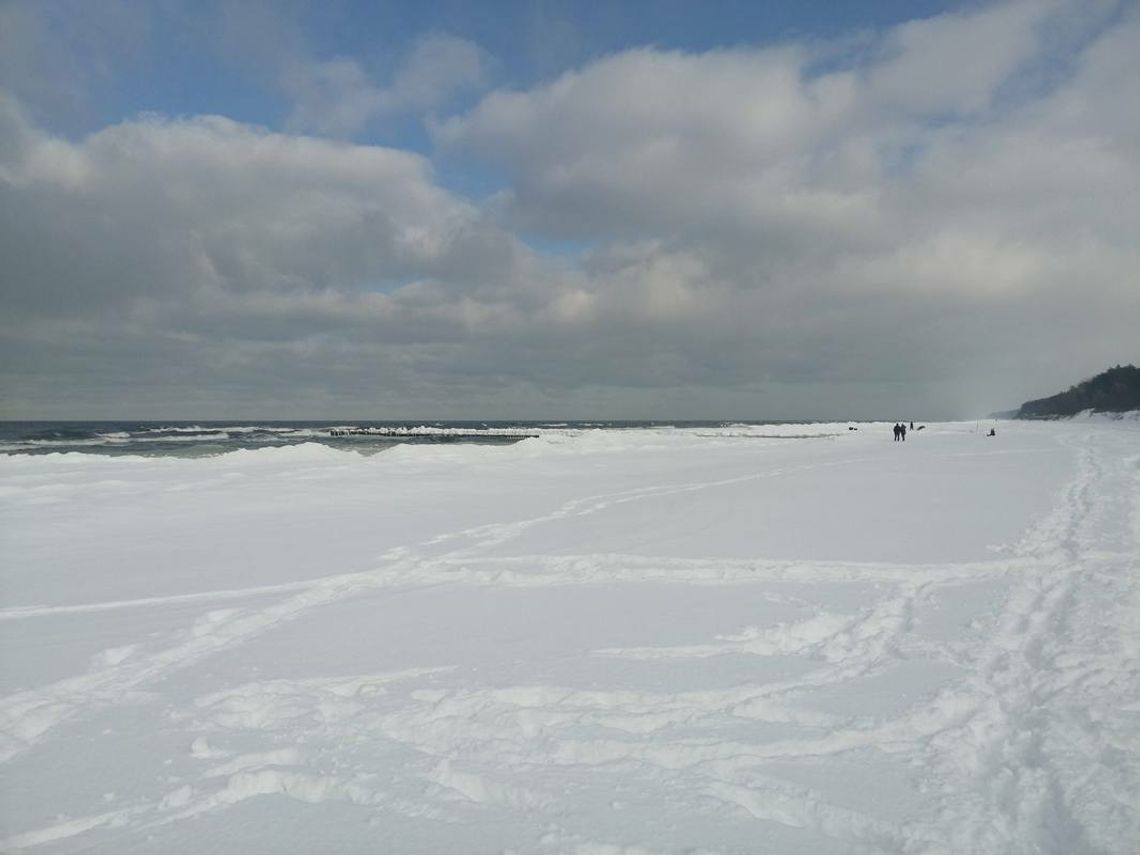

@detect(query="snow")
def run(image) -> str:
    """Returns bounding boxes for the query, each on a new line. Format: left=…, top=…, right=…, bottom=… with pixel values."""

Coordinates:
left=1, top=421, right=1138, bottom=853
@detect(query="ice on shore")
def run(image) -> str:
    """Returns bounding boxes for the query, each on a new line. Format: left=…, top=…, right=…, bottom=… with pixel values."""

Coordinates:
left=1, top=421, right=1138, bottom=853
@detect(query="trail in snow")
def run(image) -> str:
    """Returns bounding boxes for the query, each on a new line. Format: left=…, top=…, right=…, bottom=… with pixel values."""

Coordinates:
left=0, top=448, right=967, bottom=762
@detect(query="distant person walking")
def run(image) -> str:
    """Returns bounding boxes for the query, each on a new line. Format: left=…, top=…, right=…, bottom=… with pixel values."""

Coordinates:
left=900, top=423, right=907, bottom=441
left=893, top=423, right=901, bottom=441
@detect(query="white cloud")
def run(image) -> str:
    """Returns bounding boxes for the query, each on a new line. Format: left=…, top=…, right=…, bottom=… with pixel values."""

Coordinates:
left=0, top=106, right=473, bottom=307
left=392, top=34, right=491, bottom=112
left=863, top=0, right=1051, bottom=115
left=0, top=101, right=589, bottom=403
left=283, top=33, right=490, bottom=137
left=0, top=0, right=152, bottom=130
left=440, top=1, right=1131, bottom=248
left=213, top=2, right=491, bottom=137
left=438, top=1, right=1138, bottom=296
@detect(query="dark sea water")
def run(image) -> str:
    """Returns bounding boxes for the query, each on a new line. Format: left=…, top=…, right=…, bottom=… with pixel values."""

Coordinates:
left=0, top=420, right=758, bottom=458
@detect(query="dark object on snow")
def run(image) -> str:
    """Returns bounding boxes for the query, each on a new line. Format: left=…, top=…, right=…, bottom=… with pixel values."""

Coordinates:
left=1017, top=365, right=1140, bottom=418
left=987, top=428, right=996, bottom=437
left=916, top=425, right=926, bottom=431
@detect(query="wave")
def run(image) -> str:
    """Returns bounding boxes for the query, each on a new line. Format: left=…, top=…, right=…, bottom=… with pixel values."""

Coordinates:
left=134, top=424, right=314, bottom=436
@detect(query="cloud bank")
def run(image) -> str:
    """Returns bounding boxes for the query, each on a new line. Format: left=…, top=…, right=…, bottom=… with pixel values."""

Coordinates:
left=1, top=0, right=1137, bottom=418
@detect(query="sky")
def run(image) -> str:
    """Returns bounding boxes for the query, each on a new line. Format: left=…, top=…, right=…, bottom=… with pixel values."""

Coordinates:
left=1, top=0, right=1137, bottom=421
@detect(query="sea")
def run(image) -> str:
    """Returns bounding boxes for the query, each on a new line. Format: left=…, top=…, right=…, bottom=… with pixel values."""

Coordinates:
left=0, top=420, right=765, bottom=458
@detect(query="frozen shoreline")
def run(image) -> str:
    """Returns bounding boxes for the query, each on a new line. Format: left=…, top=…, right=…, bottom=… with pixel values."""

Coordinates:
left=1, top=421, right=1138, bottom=853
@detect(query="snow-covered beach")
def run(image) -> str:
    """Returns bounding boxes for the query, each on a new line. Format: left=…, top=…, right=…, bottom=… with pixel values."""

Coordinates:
left=1, top=421, right=1137, bottom=854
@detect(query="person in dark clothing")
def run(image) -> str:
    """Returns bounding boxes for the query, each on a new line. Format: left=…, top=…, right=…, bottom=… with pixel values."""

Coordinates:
left=893, top=423, right=900, bottom=441
left=900, top=423, right=907, bottom=441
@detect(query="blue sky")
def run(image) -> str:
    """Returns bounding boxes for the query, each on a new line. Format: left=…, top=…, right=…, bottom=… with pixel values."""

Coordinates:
left=1, top=0, right=1137, bottom=419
